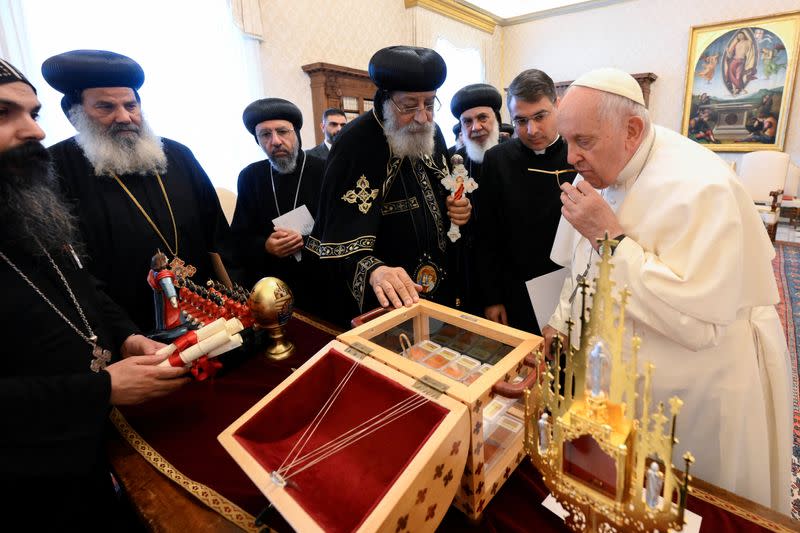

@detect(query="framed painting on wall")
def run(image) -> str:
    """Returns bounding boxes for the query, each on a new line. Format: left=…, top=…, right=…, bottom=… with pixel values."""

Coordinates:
left=680, top=10, right=800, bottom=152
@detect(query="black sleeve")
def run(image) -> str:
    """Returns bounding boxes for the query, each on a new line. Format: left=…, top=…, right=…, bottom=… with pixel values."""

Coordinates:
left=231, top=166, right=271, bottom=270
left=309, top=139, right=384, bottom=312
left=181, top=144, right=243, bottom=284
left=90, top=275, right=141, bottom=350
left=474, top=149, right=504, bottom=307
left=0, top=371, right=110, bottom=451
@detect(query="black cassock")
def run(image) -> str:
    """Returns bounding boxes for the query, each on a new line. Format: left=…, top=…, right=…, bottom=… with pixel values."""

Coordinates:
left=450, top=146, right=485, bottom=316
left=308, top=111, right=454, bottom=322
left=476, top=136, right=576, bottom=334
left=0, top=245, right=138, bottom=526
left=50, top=137, right=237, bottom=332
left=230, top=152, right=326, bottom=315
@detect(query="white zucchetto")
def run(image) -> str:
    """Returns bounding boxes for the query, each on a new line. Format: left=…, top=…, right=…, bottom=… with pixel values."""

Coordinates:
left=570, top=67, right=645, bottom=106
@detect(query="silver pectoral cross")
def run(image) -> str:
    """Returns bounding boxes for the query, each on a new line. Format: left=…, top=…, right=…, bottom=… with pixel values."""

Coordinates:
left=90, top=340, right=112, bottom=372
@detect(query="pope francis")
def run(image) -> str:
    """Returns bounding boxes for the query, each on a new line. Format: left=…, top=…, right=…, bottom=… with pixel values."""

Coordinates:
left=543, top=68, right=792, bottom=513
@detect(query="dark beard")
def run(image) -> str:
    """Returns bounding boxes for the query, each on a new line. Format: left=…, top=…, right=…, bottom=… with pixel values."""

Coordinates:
left=0, top=142, right=82, bottom=256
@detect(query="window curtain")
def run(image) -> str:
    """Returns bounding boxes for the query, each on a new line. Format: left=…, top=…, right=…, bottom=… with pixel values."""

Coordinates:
left=0, top=0, right=265, bottom=192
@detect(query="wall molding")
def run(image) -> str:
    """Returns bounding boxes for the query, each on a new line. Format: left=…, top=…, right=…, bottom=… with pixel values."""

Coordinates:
left=404, top=0, right=496, bottom=33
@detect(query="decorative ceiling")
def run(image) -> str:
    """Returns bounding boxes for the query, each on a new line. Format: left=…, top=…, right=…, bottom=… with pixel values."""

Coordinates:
left=405, top=0, right=626, bottom=33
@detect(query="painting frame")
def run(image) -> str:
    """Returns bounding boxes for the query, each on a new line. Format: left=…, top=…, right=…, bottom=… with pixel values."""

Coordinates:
left=680, top=10, right=800, bottom=152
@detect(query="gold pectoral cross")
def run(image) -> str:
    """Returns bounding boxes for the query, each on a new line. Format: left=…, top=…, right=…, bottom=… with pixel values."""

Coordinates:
left=528, top=167, right=578, bottom=189
left=342, top=175, right=379, bottom=214
left=169, top=256, right=197, bottom=279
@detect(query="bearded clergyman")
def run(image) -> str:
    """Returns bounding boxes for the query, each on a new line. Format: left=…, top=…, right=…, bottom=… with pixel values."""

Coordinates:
left=231, top=98, right=326, bottom=316
left=0, top=58, right=188, bottom=527
left=41, top=49, right=237, bottom=331
left=308, top=46, right=471, bottom=320
left=448, top=83, right=503, bottom=315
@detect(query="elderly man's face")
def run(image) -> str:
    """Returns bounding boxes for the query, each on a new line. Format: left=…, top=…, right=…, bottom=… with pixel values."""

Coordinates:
left=322, top=113, right=346, bottom=143
left=0, top=82, right=45, bottom=153
left=558, top=87, right=636, bottom=189
left=256, top=118, right=297, bottom=163
left=510, top=96, right=559, bottom=152
left=460, top=105, right=497, bottom=147
left=82, top=87, right=142, bottom=141
left=388, top=90, right=437, bottom=128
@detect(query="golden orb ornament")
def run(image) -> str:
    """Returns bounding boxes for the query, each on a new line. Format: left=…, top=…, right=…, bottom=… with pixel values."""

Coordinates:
left=248, top=277, right=295, bottom=360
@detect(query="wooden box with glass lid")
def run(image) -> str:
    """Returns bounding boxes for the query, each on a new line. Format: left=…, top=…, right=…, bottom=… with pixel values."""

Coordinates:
left=302, top=62, right=377, bottom=145
left=219, top=300, right=542, bottom=529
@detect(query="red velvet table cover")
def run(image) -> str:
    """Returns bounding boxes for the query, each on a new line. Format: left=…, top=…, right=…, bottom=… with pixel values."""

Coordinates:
left=113, top=315, right=791, bottom=533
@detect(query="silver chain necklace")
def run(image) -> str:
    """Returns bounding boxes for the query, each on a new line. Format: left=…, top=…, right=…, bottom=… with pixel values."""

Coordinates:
left=0, top=243, right=112, bottom=372
left=269, top=151, right=307, bottom=216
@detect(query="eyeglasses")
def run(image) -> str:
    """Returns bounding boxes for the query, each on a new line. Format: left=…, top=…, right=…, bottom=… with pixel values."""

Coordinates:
left=256, top=128, right=295, bottom=141
left=390, top=96, right=442, bottom=116
left=512, top=110, right=552, bottom=129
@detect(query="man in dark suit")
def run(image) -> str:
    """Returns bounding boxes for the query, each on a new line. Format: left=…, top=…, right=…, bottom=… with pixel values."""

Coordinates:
left=306, top=107, right=346, bottom=160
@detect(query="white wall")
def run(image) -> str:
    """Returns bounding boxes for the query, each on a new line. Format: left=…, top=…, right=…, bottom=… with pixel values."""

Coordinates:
left=256, top=1, right=503, bottom=149
left=502, top=0, right=800, bottom=167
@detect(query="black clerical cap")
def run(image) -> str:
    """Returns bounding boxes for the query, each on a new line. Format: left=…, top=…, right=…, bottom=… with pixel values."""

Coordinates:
left=368, top=46, right=447, bottom=92
left=0, top=58, right=36, bottom=93
left=500, top=123, right=514, bottom=135
left=41, top=50, right=145, bottom=116
left=242, top=98, right=303, bottom=141
left=451, top=83, right=501, bottom=119
left=452, top=123, right=461, bottom=136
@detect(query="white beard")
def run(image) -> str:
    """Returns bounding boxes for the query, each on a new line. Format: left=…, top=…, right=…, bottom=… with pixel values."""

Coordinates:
left=463, top=127, right=499, bottom=164
left=69, top=105, right=168, bottom=177
left=381, top=100, right=435, bottom=159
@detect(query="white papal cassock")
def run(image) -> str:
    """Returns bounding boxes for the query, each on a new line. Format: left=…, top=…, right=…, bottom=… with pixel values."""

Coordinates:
left=548, top=125, right=792, bottom=513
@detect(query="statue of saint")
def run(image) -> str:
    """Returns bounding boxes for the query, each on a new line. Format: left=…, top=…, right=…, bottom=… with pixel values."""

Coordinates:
left=645, top=461, right=664, bottom=508
left=440, top=154, right=478, bottom=242
left=587, top=341, right=610, bottom=398
left=538, top=412, right=551, bottom=454
left=147, top=250, right=195, bottom=341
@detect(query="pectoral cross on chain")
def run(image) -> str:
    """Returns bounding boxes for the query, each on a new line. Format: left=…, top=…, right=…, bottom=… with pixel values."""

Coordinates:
left=568, top=262, right=592, bottom=304
left=89, top=335, right=112, bottom=372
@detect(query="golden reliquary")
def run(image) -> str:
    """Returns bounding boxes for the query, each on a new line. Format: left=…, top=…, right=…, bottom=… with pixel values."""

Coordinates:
left=525, top=234, right=695, bottom=532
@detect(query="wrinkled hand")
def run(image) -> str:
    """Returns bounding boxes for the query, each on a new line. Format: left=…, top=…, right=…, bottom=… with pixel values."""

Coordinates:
left=446, top=195, right=472, bottom=226
left=265, top=228, right=304, bottom=258
left=106, top=354, right=190, bottom=405
left=541, top=325, right=566, bottom=361
left=120, top=334, right=165, bottom=359
left=484, top=304, right=508, bottom=325
left=560, top=181, right=623, bottom=250
left=369, top=265, right=422, bottom=308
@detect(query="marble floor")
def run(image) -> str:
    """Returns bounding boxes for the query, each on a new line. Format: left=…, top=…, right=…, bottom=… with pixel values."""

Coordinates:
left=776, top=220, right=800, bottom=243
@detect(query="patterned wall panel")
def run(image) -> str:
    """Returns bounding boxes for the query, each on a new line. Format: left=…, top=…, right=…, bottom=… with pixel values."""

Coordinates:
left=501, top=0, right=800, bottom=165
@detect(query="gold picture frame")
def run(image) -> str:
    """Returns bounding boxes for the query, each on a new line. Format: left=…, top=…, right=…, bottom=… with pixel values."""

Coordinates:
left=680, top=10, right=800, bottom=152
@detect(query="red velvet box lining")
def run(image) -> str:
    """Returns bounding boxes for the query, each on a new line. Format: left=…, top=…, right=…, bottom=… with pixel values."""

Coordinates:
left=234, top=348, right=448, bottom=532
left=563, top=434, right=618, bottom=499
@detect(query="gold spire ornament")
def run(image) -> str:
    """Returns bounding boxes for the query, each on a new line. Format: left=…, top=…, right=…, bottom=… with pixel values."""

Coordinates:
left=524, top=233, right=694, bottom=532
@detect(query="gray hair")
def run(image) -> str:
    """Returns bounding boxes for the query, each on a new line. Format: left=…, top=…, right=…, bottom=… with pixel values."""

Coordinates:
left=507, top=69, right=557, bottom=108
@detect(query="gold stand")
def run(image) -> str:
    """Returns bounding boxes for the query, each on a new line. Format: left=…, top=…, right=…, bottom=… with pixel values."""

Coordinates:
left=263, top=326, right=295, bottom=360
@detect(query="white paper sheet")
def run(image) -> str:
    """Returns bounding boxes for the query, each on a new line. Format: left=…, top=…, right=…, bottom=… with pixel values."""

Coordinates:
left=541, top=493, right=702, bottom=532
left=525, top=267, right=569, bottom=331
left=272, top=204, right=314, bottom=262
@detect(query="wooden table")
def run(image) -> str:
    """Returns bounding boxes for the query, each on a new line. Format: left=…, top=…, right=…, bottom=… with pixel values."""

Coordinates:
left=108, top=313, right=798, bottom=533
